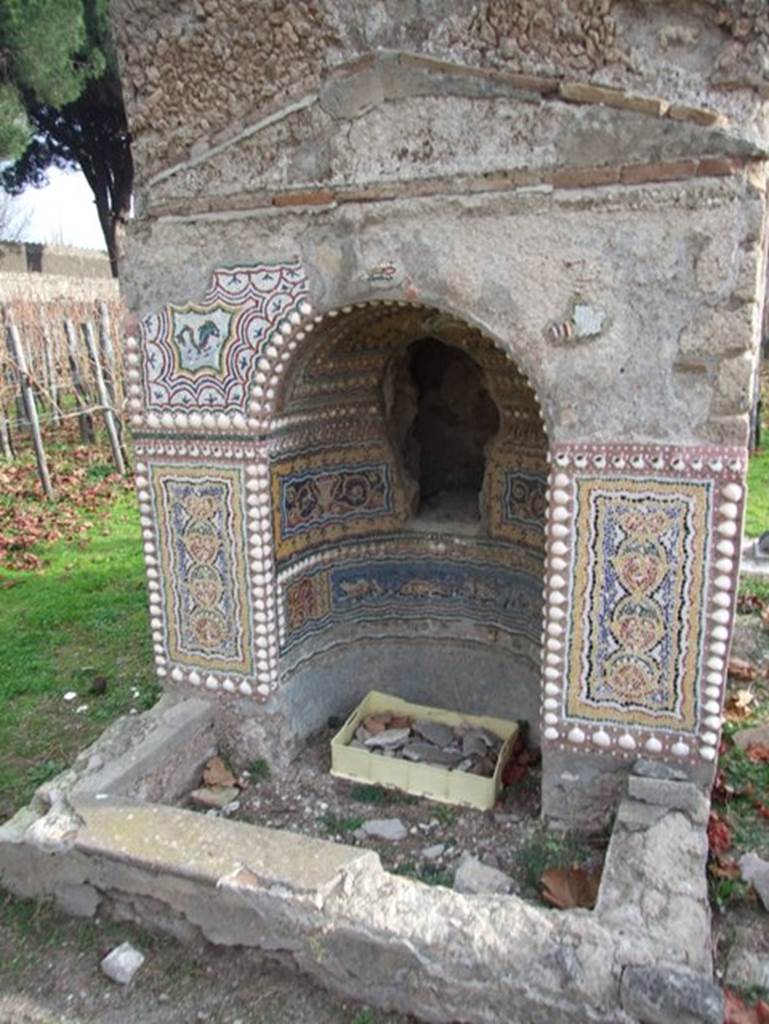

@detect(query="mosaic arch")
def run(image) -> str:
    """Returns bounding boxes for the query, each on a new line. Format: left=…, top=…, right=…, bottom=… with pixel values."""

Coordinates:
left=127, top=258, right=745, bottom=773
left=126, top=259, right=552, bottom=723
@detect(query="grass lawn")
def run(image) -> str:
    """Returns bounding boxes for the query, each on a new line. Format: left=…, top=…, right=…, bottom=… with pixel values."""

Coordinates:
left=0, top=490, right=159, bottom=823
left=745, top=445, right=769, bottom=538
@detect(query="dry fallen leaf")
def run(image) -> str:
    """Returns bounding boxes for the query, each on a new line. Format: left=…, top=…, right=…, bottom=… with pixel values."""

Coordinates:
left=725, top=689, right=756, bottom=722
left=707, top=811, right=732, bottom=857
left=728, top=657, right=758, bottom=682
left=202, top=756, right=237, bottom=788
left=708, top=855, right=741, bottom=880
left=725, top=990, right=769, bottom=1024
left=746, top=744, right=769, bottom=764
left=541, top=866, right=600, bottom=910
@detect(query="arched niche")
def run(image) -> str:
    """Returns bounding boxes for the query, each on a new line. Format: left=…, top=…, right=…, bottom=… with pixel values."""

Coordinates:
left=264, top=301, right=549, bottom=744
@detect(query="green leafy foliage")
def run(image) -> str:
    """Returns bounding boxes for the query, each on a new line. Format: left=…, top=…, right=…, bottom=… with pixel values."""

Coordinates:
left=0, top=0, right=130, bottom=272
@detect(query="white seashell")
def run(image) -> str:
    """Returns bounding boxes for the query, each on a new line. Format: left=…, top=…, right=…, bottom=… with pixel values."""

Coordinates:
left=544, top=727, right=559, bottom=740
left=701, top=731, right=718, bottom=746
left=592, top=730, right=611, bottom=747
left=715, top=559, right=734, bottom=574
left=239, top=680, right=253, bottom=696
left=671, top=741, right=690, bottom=757
left=714, top=575, right=732, bottom=591
left=722, top=483, right=742, bottom=502
left=712, top=593, right=731, bottom=608
left=707, top=656, right=724, bottom=671
left=256, top=683, right=271, bottom=697
left=711, top=626, right=729, bottom=641
left=699, top=746, right=716, bottom=761
left=716, top=540, right=735, bottom=556
left=544, top=683, right=560, bottom=696
left=568, top=727, right=586, bottom=744
left=552, top=490, right=570, bottom=506
left=644, top=737, right=662, bottom=753
left=544, top=698, right=559, bottom=710
left=704, top=700, right=721, bottom=714
left=550, top=575, right=567, bottom=590
left=222, top=678, right=236, bottom=693
left=205, top=675, right=219, bottom=691
left=552, top=506, right=569, bottom=522
left=552, top=524, right=570, bottom=539
left=553, top=473, right=570, bottom=488
left=711, top=609, right=730, bottom=624
left=717, top=521, right=737, bottom=537
left=189, top=671, right=201, bottom=686
left=618, top=734, right=637, bottom=751
left=705, top=716, right=722, bottom=730
left=171, top=667, right=184, bottom=682
left=551, top=541, right=568, bottom=556
left=550, top=557, right=568, bottom=572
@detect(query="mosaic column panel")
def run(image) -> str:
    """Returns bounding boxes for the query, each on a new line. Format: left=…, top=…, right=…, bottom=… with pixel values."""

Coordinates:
left=541, top=441, right=746, bottom=768
left=135, top=438, right=279, bottom=698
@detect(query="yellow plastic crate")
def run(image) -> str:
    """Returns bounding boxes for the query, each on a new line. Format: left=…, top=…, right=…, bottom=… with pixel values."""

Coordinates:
left=330, top=690, right=518, bottom=811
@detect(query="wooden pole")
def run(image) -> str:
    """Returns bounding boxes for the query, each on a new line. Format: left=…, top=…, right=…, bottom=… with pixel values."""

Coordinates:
left=82, top=320, right=126, bottom=475
left=0, top=401, right=14, bottom=460
left=41, top=315, right=61, bottom=428
left=5, top=311, right=54, bottom=499
left=96, top=300, right=128, bottom=465
left=64, top=318, right=95, bottom=445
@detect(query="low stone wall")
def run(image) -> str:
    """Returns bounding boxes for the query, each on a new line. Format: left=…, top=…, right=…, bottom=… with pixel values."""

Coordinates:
left=0, top=697, right=723, bottom=1024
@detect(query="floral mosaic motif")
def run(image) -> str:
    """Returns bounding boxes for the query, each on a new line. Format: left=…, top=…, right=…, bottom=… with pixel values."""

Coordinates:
left=501, top=469, right=547, bottom=530
left=281, top=555, right=543, bottom=652
left=151, top=466, right=253, bottom=674
left=567, top=478, right=710, bottom=730
left=140, top=261, right=308, bottom=413
left=271, top=447, right=406, bottom=562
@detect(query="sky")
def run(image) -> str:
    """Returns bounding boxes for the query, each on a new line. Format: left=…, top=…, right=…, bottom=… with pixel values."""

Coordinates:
left=2, top=166, right=105, bottom=250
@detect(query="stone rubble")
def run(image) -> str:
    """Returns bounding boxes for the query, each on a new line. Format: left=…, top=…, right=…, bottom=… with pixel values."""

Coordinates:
left=352, top=712, right=504, bottom=778
left=359, top=818, right=408, bottom=841
left=100, top=942, right=145, bottom=985
left=453, top=853, right=514, bottom=895
left=739, top=851, right=769, bottom=911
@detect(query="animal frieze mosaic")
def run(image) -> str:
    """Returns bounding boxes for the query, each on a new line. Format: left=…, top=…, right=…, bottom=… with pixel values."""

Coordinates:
left=280, top=551, right=544, bottom=653
left=271, top=446, right=406, bottom=560
left=138, top=261, right=309, bottom=417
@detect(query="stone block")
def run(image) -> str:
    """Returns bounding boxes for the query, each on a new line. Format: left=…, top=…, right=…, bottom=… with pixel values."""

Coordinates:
left=699, top=413, right=750, bottom=446
left=678, top=307, right=755, bottom=358
left=620, top=966, right=724, bottom=1024
left=453, top=854, right=514, bottom=895
left=100, top=942, right=145, bottom=985
left=712, top=353, right=756, bottom=415
left=627, top=777, right=708, bottom=823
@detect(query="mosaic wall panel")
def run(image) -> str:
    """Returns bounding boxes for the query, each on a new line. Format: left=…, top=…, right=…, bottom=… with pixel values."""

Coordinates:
left=277, top=536, right=545, bottom=655
left=137, top=261, right=309, bottom=421
left=150, top=463, right=254, bottom=676
left=270, top=445, right=408, bottom=562
left=487, top=448, right=548, bottom=550
left=542, top=442, right=746, bottom=766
